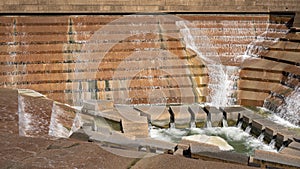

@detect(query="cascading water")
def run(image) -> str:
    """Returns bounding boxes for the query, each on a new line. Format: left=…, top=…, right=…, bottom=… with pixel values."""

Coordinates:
left=274, top=87, right=300, bottom=126
left=222, top=118, right=228, bottom=127
left=269, top=139, right=276, bottom=149
left=150, top=126, right=276, bottom=155
left=169, top=122, right=176, bottom=129
left=189, top=121, right=196, bottom=128
left=258, top=132, right=265, bottom=142
left=245, top=126, right=251, bottom=134
left=177, top=21, right=238, bottom=108
left=237, top=121, right=243, bottom=129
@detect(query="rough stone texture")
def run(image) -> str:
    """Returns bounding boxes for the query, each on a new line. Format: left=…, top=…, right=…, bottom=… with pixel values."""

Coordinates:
left=2, top=13, right=298, bottom=108
left=132, top=153, right=253, bottom=169
left=253, top=149, right=300, bottom=168
left=1, top=88, right=257, bottom=168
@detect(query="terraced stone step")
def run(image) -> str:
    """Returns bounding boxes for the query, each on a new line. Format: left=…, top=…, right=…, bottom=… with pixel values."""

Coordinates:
left=252, top=150, right=300, bottom=168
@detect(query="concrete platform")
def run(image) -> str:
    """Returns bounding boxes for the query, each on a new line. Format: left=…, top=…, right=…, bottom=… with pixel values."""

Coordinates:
left=253, top=149, right=300, bottom=168
left=204, top=106, right=223, bottom=127
left=134, top=105, right=170, bottom=128
left=188, top=104, right=207, bottom=127
left=170, top=105, right=191, bottom=128
left=220, top=106, right=248, bottom=126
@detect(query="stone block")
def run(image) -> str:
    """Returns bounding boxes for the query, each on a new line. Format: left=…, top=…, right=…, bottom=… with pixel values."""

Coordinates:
left=134, top=105, right=170, bottom=128
left=170, top=106, right=191, bottom=128
left=181, top=139, right=221, bottom=153
left=69, top=128, right=90, bottom=141
left=276, top=130, right=295, bottom=147
left=221, top=106, right=247, bottom=122
left=18, top=90, right=54, bottom=137
left=264, top=125, right=285, bottom=144
left=204, top=106, right=223, bottom=127
left=288, top=142, right=300, bottom=151
left=188, top=104, right=206, bottom=121
left=83, top=100, right=114, bottom=112
left=136, top=138, right=176, bottom=152
left=48, top=102, right=77, bottom=138
left=280, top=147, right=300, bottom=157
left=254, top=150, right=300, bottom=168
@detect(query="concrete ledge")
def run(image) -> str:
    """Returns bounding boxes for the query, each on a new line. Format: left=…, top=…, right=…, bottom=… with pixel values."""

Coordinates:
left=288, top=142, right=300, bottom=151
left=192, top=151, right=249, bottom=166
left=253, top=150, right=300, bottom=168
left=204, top=106, right=223, bottom=127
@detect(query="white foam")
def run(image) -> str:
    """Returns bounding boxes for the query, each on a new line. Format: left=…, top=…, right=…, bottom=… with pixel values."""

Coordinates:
left=268, top=114, right=300, bottom=129
left=150, top=126, right=277, bottom=155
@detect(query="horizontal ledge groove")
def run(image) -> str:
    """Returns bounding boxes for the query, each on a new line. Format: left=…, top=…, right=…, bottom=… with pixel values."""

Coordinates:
left=239, top=77, right=281, bottom=83
left=0, top=65, right=207, bottom=75
left=0, top=48, right=188, bottom=55
left=238, top=87, right=271, bottom=93
left=0, top=73, right=209, bottom=84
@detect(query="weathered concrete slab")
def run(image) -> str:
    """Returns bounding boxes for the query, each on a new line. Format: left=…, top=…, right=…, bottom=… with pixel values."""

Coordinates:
left=18, top=89, right=54, bottom=137
left=253, top=150, right=300, bottom=168
left=193, top=151, right=249, bottom=166
left=136, top=138, right=177, bottom=152
left=265, top=125, right=286, bottom=140
left=220, top=106, right=248, bottom=126
left=49, top=102, right=77, bottom=138
left=181, top=139, right=221, bottom=153
left=115, top=105, right=149, bottom=138
left=170, top=106, right=191, bottom=128
left=204, top=106, right=223, bottom=127
left=134, top=105, right=170, bottom=128
left=82, top=100, right=114, bottom=112
left=276, top=130, right=296, bottom=143
left=288, top=141, right=300, bottom=151
left=188, top=104, right=207, bottom=127
left=280, top=147, right=300, bottom=157
left=251, top=118, right=278, bottom=137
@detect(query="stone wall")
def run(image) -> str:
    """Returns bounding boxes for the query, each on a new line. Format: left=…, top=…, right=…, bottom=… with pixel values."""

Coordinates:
left=0, top=13, right=299, bottom=107
left=0, top=0, right=300, bottom=13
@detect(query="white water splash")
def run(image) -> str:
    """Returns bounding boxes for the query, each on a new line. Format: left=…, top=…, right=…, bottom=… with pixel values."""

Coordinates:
left=237, top=121, right=243, bottom=129
left=245, top=126, right=251, bottom=134
left=268, top=113, right=300, bottom=129
left=222, top=118, right=228, bottom=127
left=177, top=21, right=238, bottom=108
left=190, top=121, right=196, bottom=129
left=275, top=87, right=300, bottom=127
left=18, top=95, right=33, bottom=136
left=150, top=126, right=276, bottom=155
left=258, top=132, right=265, bottom=142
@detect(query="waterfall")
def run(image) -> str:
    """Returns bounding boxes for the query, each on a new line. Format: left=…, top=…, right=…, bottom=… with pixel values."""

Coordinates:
left=237, top=121, right=243, bottom=129
left=258, top=132, right=265, bottom=142
left=169, top=122, right=175, bottom=129
left=177, top=21, right=234, bottom=108
left=245, top=126, right=251, bottom=134
left=206, top=120, right=212, bottom=128
left=275, top=87, right=300, bottom=126
left=222, top=118, right=228, bottom=127
left=269, top=139, right=276, bottom=149
left=190, top=121, right=196, bottom=129
left=278, top=145, right=285, bottom=152
left=18, top=95, right=31, bottom=136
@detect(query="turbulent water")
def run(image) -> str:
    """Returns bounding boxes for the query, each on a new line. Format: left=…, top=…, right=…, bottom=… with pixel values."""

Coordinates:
left=150, top=126, right=276, bottom=156
left=177, top=21, right=240, bottom=108
left=275, top=88, right=300, bottom=127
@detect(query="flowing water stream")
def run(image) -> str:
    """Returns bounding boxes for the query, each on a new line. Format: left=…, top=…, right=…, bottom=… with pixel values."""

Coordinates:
left=150, top=126, right=276, bottom=156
